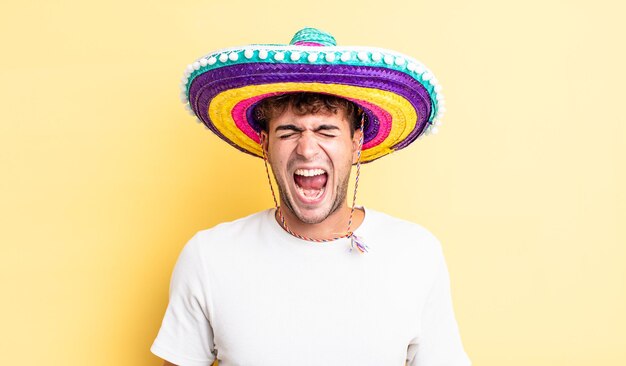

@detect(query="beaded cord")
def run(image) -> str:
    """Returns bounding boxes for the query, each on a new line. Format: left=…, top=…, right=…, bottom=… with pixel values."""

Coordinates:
left=261, top=115, right=369, bottom=253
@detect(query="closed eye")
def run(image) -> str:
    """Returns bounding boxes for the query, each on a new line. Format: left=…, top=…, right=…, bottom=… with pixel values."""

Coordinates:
left=315, top=125, right=340, bottom=137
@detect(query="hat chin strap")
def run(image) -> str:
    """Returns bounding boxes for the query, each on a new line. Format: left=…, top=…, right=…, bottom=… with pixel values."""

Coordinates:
left=261, top=116, right=368, bottom=253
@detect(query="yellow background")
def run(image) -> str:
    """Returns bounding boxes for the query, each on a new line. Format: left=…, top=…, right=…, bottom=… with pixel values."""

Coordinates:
left=1, top=0, right=624, bottom=365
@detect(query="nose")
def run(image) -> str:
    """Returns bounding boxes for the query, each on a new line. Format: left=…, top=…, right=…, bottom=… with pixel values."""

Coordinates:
left=295, top=131, right=320, bottom=160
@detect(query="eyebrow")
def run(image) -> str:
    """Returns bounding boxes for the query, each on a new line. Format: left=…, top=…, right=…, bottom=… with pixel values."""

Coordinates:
left=274, top=124, right=340, bottom=133
left=275, top=125, right=304, bottom=133
left=315, top=125, right=340, bottom=132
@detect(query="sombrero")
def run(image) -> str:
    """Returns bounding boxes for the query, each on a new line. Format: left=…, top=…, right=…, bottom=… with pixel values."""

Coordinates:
left=180, top=27, right=445, bottom=163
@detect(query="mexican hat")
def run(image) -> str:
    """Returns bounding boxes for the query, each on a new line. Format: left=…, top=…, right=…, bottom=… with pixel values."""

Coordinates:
left=180, top=27, right=445, bottom=163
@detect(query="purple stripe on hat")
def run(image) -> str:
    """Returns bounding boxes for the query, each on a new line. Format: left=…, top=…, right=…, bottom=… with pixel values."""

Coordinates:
left=189, top=63, right=432, bottom=153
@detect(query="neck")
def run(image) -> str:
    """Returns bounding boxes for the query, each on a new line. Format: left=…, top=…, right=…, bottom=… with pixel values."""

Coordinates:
left=276, top=202, right=364, bottom=241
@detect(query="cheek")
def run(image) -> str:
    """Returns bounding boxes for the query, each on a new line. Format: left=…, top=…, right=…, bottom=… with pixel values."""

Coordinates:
left=267, top=140, right=284, bottom=161
left=268, top=147, right=292, bottom=178
left=321, top=141, right=355, bottom=163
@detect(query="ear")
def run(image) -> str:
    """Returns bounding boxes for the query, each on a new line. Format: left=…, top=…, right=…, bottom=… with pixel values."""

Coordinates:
left=260, top=130, right=270, bottom=157
left=351, top=128, right=363, bottom=164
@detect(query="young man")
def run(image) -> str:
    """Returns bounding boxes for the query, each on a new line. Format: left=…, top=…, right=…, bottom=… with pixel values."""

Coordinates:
left=152, top=28, right=470, bottom=366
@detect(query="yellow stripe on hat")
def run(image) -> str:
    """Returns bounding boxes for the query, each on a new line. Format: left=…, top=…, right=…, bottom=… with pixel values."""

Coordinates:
left=208, top=83, right=418, bottom=162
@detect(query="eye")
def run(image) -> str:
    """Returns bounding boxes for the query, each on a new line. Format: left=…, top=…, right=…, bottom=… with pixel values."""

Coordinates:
left=319, top=132, right=337, bottom=138
left=278, top=133, right=295, bottom=139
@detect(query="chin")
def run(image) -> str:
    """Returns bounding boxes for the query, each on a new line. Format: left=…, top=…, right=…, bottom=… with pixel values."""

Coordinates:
left=283, top=189, right=345, bottom=226
left=292, top=207, right=333, bottom=225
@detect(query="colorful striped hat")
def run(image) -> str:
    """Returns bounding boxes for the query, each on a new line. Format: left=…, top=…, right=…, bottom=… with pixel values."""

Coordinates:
left=180, top=27, right=445, bottom=163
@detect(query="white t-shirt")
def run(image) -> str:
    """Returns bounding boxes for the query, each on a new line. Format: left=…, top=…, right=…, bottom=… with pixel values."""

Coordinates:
left=151, top=208, right=470, bottom=366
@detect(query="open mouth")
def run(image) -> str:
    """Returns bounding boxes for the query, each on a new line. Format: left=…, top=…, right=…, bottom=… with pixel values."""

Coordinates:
left=293, top=168, right=328, bottom=202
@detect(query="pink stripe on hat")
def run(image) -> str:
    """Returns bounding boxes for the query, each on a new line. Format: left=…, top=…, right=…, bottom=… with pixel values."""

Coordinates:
left=293, top=41, right=325, bottom=46
left=348, top=99, right=392, bottom=149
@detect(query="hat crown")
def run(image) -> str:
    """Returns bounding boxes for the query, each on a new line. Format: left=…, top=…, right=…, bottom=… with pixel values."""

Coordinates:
left=289, top=27, right=337, bottom=47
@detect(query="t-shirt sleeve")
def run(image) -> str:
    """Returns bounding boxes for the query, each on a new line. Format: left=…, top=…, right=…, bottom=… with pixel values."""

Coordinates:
left=407, top=243, right=471, bottom=366
left=151, top=233, right=217, bottom=366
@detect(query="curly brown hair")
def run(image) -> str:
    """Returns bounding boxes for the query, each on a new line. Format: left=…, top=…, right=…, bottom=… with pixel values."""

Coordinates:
left=253, top=92, right=362, bottom=136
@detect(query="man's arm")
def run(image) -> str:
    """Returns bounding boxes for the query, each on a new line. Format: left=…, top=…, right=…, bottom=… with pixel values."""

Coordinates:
left=151, top=234, right=217, bottom=365
left=406, top=243, right=470, bottom=365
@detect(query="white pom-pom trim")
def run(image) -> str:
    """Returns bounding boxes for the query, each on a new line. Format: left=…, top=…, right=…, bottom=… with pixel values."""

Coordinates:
left=184, top=104, right=195, bottom=116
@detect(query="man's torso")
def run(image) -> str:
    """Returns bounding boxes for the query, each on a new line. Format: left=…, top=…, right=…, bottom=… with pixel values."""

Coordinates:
left=191, top=208, right=440, bottom=365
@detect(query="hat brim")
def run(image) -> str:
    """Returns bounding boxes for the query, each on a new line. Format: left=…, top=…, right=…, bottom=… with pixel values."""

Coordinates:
left=184, top=46, right=443, bottom=163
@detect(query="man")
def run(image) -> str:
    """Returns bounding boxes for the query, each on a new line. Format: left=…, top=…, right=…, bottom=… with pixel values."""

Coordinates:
left=152, top=28, right=470, bottom=366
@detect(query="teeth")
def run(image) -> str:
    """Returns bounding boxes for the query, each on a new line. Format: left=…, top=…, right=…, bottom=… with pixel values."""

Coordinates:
left=294, top=168, right=326, bottom=177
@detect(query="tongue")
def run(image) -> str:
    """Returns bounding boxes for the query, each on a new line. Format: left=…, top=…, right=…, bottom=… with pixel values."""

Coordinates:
left=294, top=174, right=327, bottom=190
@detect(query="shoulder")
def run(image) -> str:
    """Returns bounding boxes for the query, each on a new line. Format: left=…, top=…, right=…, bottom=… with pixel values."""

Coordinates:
left=362, top=208, right=443, bottom=257
left=194, top=209, right=272, bottom=240
left=364, top=208, right=439, bottom=240
left=182, top=209, right=274, bottom=258
left=168, top=210, right=274, bottom=287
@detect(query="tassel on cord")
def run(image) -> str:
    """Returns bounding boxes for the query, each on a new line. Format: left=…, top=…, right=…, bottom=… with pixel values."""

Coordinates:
left=349, top=232, right=369, bottom=253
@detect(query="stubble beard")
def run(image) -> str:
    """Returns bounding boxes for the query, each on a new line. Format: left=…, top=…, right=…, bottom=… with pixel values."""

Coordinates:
left=275, top=170, right=350, bottom=225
